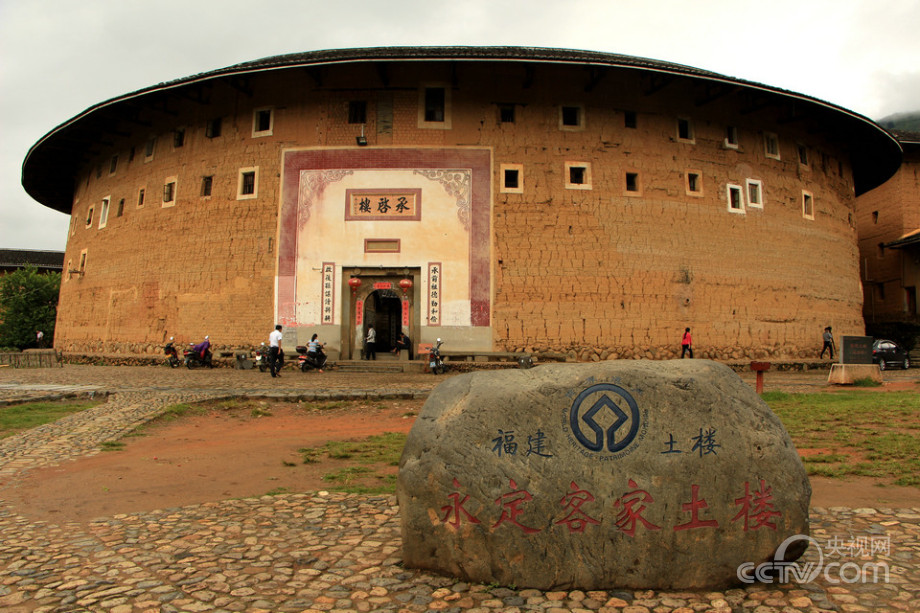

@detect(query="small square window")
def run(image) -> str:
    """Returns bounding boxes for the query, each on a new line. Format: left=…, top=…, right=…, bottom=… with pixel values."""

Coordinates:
left=500, top=164, right=524, bottom=194
left=206, top=117, right=222, bottom=138
left=562, top=106, right=580, bottom=126
left=137, top=187, right=145, bottom=208
left=418, top=83, right=451, bottom=129
left=348, top=101, right=367, bottom=124
left=499, top=104, right=515, bottom=123
left=79, top=250, right=87, bottom=272
left=725, top=126, right=739, bottom=148
left=624, top=111, right=637, bottom=129
left=144, top=137, right=156, bottom=161
left=163, top=178, right=177, bottom=207
left=128, top=146, right=135, bottom=162
left=625, top=172, right=640, bottom=194
left=764, top=132, right=780, bottom=160
left=237, top=167, right=258, bottom=200
left=98, top=198, right=110, bottom=228
left=872, top=211, right=879, bottom=224
left=424, top=87, right=446, bottom=122
left=564, top=162, right=592, bottom=190
left=201, top=176, right=213, bottom=197
left=116, top=198, right=125, bottom=218
left=253, top=108, right=273, bottom=137
left=173, top=128, right=185, bottom=148
left=802, top=191, right=814, bottom=219
left=241, top=172, right=255, bottom=195
left=727, top=184, right=744, bottom=213
left=95, top=165, right=102, bottom=179
left=560, top=105, right=584, bottom=130
left=677, top=118, right=694, bottom=142
left=686, top=171, right=703, bottom=196
left=109, top=155, right=118, bottom=175
left=85, top=206, right=94, bottom=227
left=746, top=179, right=763, bottom=208
left=797, top=144, right=809, bottom=166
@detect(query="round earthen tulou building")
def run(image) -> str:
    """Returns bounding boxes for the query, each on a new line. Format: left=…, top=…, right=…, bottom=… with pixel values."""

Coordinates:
left=23, top=47, right=903, bottom=361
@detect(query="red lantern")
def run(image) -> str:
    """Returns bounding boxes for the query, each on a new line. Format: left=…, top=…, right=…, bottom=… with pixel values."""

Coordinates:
left=348, top=277, right=362, bottom=295
left=399, top=278, right=413, bottom=295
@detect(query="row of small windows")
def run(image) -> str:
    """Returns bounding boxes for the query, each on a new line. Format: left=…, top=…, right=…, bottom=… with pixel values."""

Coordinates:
left=96, top=110, right=273, bottom=179
left=81, top=168, right=259, bottom=231
left=95, top=84, right=831, bottom=186
left=500, top=163, right=814, bottom=218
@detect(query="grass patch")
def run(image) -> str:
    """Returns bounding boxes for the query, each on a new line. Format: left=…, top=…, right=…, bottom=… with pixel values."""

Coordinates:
left=100, top=441, right=125, bottom=451
left=300, top=432, right=407, bottom=493
left=298, top=400, right=350, bottom=412
left=766, top=391, right=920, bottom=486
left=0, top=400, right=102, bottom=438
left=852, top=377, right=882, bottom=387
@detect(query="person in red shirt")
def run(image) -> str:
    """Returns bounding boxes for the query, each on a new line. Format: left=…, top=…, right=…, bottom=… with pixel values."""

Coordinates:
left=681, top=328, right=693, bottom=358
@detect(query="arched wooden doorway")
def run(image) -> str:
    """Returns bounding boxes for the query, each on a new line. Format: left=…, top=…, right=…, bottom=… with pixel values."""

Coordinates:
left=342, top=268, right=419, bottom=360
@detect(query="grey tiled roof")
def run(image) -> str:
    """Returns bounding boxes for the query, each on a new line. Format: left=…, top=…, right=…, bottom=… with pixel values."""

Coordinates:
left=23, top=46, right=905, bottom=212
left=0, top=249, right=65, bottom=270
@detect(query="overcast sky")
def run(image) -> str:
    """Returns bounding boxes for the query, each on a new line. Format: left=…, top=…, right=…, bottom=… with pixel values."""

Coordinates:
left=2, top=0, right=919, bottom=252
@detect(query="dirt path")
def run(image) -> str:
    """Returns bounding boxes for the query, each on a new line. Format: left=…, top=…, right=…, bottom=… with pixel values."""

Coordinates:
left=5, top=397, right=918, bottom=524
left=6, top=400, right=422, bottom=523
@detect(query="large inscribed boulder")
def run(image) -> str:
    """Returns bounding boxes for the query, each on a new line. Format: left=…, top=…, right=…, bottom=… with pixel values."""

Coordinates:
left=397, top=360, right=810, bottom=589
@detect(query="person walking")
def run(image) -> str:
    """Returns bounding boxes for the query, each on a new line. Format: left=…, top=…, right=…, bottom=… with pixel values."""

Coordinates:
left=820, top=326, right=835, bottom=360
left=365, top=325, right=376, bottom=360
left=681, top=327, right=693, bottom=358
left=269, top=324, right=283, bottom=377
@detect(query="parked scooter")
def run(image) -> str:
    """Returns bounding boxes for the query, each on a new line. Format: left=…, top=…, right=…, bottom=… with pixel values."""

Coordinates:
left=164, top=337, right=180, bottom=368
left=183, top=338, right=213, bottom=368
left=428, top=338, right=447, bottom=374
left=254, top=342, right=269, bottom=372
left=296, top=344, right=328, bottom=372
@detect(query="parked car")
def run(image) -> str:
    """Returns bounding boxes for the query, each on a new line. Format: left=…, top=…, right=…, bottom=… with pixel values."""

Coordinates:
left=872, top=339, right=911, bottom=370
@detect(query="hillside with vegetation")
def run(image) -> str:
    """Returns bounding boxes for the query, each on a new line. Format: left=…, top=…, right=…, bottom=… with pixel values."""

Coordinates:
left=878, top=111, right=920, bottom=133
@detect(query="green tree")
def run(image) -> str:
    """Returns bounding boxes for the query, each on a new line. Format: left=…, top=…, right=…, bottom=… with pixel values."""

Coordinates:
left=0, top=266, right=61, bottom=350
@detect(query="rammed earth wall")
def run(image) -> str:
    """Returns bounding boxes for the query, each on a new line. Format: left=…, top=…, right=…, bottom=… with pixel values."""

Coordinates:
left=30, top=50, right=894, bottom=360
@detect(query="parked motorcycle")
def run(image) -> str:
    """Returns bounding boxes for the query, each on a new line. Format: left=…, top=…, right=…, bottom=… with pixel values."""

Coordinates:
left=428, top=338, right=447, bottom=374
left=254, top=343, right=269, bottom=372
left=296, top=344, right=328, bottom=372
left=164, top=338, right=180, bottom=368
left=183, top=344, right=214, bottom=368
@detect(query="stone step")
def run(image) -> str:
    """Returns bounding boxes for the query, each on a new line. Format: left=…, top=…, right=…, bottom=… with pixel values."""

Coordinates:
left=332, top=360, right=424, bottom=374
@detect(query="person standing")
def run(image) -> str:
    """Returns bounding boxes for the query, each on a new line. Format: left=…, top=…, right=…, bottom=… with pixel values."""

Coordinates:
left=269, top=324, right=283, bottom=377
left=681, top=327, right=693, bottom=358
left=820, top=326, right=835, bottom=360
left=365, top=325, right=376, bottom=360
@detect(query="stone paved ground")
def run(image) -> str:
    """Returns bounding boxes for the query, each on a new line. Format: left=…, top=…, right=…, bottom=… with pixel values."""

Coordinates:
left=0, top=363, right=918, bottom=613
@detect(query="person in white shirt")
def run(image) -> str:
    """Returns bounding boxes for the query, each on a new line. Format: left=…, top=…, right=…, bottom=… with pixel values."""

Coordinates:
left=269, top=324, right=283, bottom=377
left=365, top=325, right=376, bottom=360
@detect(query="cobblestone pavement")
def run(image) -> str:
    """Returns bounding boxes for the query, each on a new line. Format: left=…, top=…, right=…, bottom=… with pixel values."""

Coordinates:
left=0, top=364, right=918, bottom=612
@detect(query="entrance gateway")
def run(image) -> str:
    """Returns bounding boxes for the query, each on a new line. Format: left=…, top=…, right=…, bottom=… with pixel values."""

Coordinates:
left=341, top=268, right=420, bottom=360
left=274, top=148, right=494, bottom=358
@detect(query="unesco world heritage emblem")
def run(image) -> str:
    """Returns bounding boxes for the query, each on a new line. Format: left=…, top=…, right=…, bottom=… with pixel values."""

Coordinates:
left=568, top=383, right=644, bottom=455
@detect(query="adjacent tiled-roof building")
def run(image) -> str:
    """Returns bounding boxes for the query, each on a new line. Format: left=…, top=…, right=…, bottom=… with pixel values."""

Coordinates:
left=0, top=249, right=65, bottom=274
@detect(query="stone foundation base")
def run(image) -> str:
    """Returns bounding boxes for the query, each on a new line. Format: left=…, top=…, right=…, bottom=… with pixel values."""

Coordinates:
left=827, top=363, right=882, bottom=385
